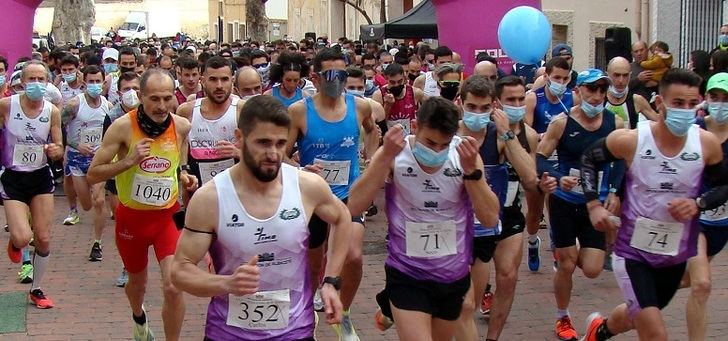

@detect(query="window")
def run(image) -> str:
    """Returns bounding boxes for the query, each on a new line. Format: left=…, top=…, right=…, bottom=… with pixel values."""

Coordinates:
left=227, top=22, right=234, bottom=43
left=552, top=24, right=568, bottom=46
left=595, top=37, right=606, bottom=70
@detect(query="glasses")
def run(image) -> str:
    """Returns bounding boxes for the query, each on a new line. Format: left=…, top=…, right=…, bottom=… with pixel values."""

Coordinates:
left=318, top=69, right=348, bottom=82
left=440, top=81, right=461, bottom=87
left=253, top=63, right=268, bottom=69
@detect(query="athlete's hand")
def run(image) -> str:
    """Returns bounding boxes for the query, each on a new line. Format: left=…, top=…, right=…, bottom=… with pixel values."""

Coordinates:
left=180, top=171, right=199, bottom=192
left=291, top=151, right=301, bottom=164
left=216, top=140, right=238, bottom=159
left=44, top=143, right=63, bottom=160
left=667, top=198, right=699, bottom=222
left=604, top=193, right=621, bottom=216
left=491, top=109, right=509, bottom=135
left=560, top=176, right=579, bottom=192
left=302, top=163, right=323, bottom=176
left=588, top=203, right=617, bottom=232
left=539, top=172, right=557, bottom=194
left=456, top=136, right=479, bottom=175
left=77, top=143, right=95, bottom=157
left=381, top=124, right=406, bottom=161
left=225, top=256, right=260, bottom=296
left=383, top=93, right=395, bottom=107
left=127, top=138, right=153, bottom=166
left=320, top=283, right=344, bottom=324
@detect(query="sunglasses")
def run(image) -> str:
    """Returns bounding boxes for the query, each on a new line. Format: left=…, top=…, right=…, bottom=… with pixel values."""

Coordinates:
left=440, top=81, right=461, bottom=87
left=253, top=63, right=269, bottom=69
left=318, top=69, right=349, bottom=82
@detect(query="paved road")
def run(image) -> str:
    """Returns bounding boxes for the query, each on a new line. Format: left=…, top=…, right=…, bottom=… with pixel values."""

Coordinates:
left=1, top=195, right=727, bottom=340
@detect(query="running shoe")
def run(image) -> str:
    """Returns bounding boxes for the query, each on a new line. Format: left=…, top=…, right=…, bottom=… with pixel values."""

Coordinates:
left=313, top=288, right=324, bottom=312
left=89, top=242, right=103, bottom=262
left=603, top=251, right=613, bottom=272
left=63, top=210, right=80, bottom=225
left=133, top=321, right=155, bottom=341
left=116, top=268, right=129, bottom=287
left=365, top=203, right=378, bottom=217
left=527, top=236, right=541, bottom=272
left=7, top=239, right=21, bottom=263
left=332, top=312, right=360, bottom=341
left=374, top=308, right=394, bottom=331
left=555, top=315, right=578, bottom=340
left=18, top=263, right=33, bottom=284
left=480, top=290, right=494, bottom=315
left=580, top=312, right=605, bottom=341
left=4, top=224, right=8, bottom=232
left=29, top=289, right=54, bottom=309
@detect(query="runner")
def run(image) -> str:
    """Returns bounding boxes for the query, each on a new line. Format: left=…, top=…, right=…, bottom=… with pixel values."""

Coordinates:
left=87, top=68, right=197, bottom=341
left=103, top=47, right=139, bottom=106
left=349, top=96, right=500, bottom=341
left=250, top=50, right=271, bottom=90
left=435, top=63, right=464, bottom=102
left=473, top=61, right=499, bottom=85
left=605, top=57, right=658, bottom=129
left=413, top=46, right=454, bottom=97
left=1, top=60, right=64, bottom=308
left=171, top=95, right=352, bottom=341
left=57, top=55, right=85, bottom=104
left=345, top=67, right=385, bottom=124
left=264, top=52, right=308, bottom=108
left=234, top=66, right=264, bottom=100
left=537, top=69, right=623, bottom=340
left=61, top=65, right=113, bottom=261
left=174, top=56, right=204, bottom=106
left=0, top=56, right=8, bottom=98
left=579, top=68, right=728, bottom=341
left=286, top=47, right=379, bottom=340
left=371, top=62, right=425, bottom=134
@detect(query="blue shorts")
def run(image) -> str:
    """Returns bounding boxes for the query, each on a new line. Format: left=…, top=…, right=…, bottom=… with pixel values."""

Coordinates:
left=64, top=149, right=93, bottom=177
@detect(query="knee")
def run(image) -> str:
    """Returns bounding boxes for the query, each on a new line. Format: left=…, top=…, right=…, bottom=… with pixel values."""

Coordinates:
left=557, top=257, right=577, bottom=274
left=496, top=269, right=518, bottom=289
left=582, top=265, right=603, bottom=279
left=691, top=278, right=712, bottom=300
left=33, top=233, right=51, bottom=251
left=461, top=295, right=476, bottom=315
left=93, top=197, right=105, bottom=209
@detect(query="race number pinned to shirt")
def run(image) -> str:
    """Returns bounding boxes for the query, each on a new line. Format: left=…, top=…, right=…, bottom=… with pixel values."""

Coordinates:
left=82, top=127, right=103, bottom=148
left=700, top=202, right=728, bottom=222
left=569, top=168, right=603, bottom=195
left=630, top=217, right=684, bottom=256
left=405, top=220, right=457, bottom=258
left=227, top=289, right=290, bottom=330
left=12, top=144, right=45, bottom=168
left=131, top=174, right=174, bottom=206
left=199, top=159, right=235, bottom=184
left=314, top=158, right=351, bottom=186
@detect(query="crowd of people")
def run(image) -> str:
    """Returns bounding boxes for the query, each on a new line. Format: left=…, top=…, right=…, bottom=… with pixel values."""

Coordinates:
left=2, top=23, right=728, bottom=341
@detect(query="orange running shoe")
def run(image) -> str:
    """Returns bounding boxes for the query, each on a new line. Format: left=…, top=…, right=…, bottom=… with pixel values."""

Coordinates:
left=374, top=308, right=393, bottom=331
left=29, top=289, right=54, bottom=309
left=480, top=291, right=494, bottom=315
left=580, top=312, right=605, bottom=341
left=556, top=315, right=578, bottom=340
left=7, top=239, right=21, bottom=263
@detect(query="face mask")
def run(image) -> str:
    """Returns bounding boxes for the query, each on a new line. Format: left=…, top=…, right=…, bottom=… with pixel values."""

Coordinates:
left=413, top=141, right=449, bottom=168
left=346, top=89, right=365, bottom=98
left=120, top=66, right=135, bottom=74
left=408, top=73, right=418, bottom=82
left=62, top=73, right=76, bottom=83
left=104, top=63, right=118, bottom=74
left=0, top=75, right=5, bottom=87
left=389, top=84, right=404, bottom=97
left=548, top=79, right=567, bottom=97
left=580, top=101, right=604, bottom=118
left=502, top=104, right=526, bottom=123
left=365, top=79, right=375, bottom=91
left=86, top=83, right=103, bottom=98
left=24, top=82, right=47, bottom=101
left=463, top=110, right=491, bottom=131
left=121, top=90, right=140, bottom=108
left=428, top=63, right=435, bottom=71
left=664, top=107, right=696, bottom=137
left=322, top=79, right=345, bottom=98
left=382, top=63, right=391, bottom=71
left=608, top=85, right=628, bottom=98
left=720, top=34, right=728, bottom=46
left=708, top=102, right=728, bottom=124
left=440, top=83, right=460, bottom=101
left=241, top=93, right=261, bottom=101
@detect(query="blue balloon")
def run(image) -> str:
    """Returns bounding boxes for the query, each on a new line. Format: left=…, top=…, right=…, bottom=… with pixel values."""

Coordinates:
left=498, top=6, right=552, bottom=65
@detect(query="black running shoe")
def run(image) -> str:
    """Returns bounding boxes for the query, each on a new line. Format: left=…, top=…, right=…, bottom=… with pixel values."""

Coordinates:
left=89, top=242, right=103, bottom=262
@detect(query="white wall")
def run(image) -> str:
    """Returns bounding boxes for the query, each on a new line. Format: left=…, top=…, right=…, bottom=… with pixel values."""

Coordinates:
left=267, top=0, right=288, bottom=20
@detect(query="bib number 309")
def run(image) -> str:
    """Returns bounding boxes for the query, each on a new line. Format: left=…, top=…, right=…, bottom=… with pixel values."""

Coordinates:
left=227, top=289, right=290, bottom=330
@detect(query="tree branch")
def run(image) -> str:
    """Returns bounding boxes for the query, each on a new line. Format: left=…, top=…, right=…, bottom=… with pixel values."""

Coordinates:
left=339, top=0, right=373, bottom=25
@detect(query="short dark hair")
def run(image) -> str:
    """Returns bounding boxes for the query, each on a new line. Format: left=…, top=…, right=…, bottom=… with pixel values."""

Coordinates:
left=117, top=71, right=140, bottom=89
left=119, top=47, right=138, bottom=62
left=362, top=53, right=376, bottom=63
left=140, top=68, right=174, bottom=93
left=313, top=48, right=345, bottom=73
left=82, top=64, right=105, bottom=81
left=383, top=62, right=404, bottom=77
left=433, top=46, right=453, bottom=62
left=49, top=49, right=68, bottom=62
left=545, top=57, right=571, bottom=74
left=202, top=56, right=234, bottom=75
left=238, top=94, right=291, bottom=135
left=177, top=56, right=199, bottom=70
left=495, top=75, right=526, bottom=99
left=346, top=67, right=365, bottom=80
left=38, top=47, right=50, bottom=54
left=658, top=68, right=703, bottom=96
left=59, top=55, right=80, bottom=68
left=461, top=75, right=494, bottom=102
left=250, top=49, right=269, bottom=62
left=711, top=50, right=728, bottom=73
left=416, top=97, right=460, bottom=136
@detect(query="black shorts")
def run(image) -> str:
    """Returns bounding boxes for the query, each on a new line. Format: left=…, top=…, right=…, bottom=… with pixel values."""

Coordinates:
left=105, top=178, right=118, bottom=195
left=308, top=197, right=364, bottom=249
left=700, top=224, right=728, bottom=257
left=0, top=167, right=55, bottom=205
left=384, top=265, right=470, bottom=321
left=612, top=255, right=686, bottom=319
left=549, top=195, right=606, bottom=250
left=473, top=221, right=525, bottom=263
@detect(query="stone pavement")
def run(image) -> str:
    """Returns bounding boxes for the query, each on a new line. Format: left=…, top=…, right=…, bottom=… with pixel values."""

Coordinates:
left=1, top=194, right=727, bottom=340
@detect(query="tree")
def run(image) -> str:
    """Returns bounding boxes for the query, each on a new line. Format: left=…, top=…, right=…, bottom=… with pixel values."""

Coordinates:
left=379, top=0, right=386, bottom=23
left=247, top=0, right=268, bottom=42
left=338, top=0, right=374, bottom=25
left=51, top=0, right=95, bottom=45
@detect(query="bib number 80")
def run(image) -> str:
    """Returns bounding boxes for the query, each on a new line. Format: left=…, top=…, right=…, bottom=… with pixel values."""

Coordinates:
left=21, top=152, right=38, bottom=164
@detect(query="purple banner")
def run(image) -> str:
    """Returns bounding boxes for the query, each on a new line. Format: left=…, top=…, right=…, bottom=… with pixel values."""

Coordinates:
left=1, top=0, right=43, bottom=72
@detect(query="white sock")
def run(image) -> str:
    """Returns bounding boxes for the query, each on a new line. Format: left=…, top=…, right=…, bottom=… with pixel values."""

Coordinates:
left=556, top=308, right=569, bottom=319
left=528, top=233, right=538, bottom=243
left=31, top=251, right=49, bottom=291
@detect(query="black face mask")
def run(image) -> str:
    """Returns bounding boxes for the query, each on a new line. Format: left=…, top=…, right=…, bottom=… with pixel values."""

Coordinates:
left=136, top=105, right=172, bottom=137
left=389, top=84, right=404, bottom=97
left=440, top=84, right=459, bottom=101
left=408, top=73, right=418, bottom=82
left=120, top=67, right=135, bottom=74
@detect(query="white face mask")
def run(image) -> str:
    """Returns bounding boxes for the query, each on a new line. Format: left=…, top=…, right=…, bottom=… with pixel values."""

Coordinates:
left=121, top=90, right=139, bottom=109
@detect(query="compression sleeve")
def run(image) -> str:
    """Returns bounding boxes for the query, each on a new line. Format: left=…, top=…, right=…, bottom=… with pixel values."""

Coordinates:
left=698, top=161, right=728, bottom=211
left=580, top=138, right=619, bottom=202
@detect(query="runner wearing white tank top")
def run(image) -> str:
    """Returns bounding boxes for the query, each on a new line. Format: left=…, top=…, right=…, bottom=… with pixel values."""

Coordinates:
left=187, top=97, right=240, bottom=185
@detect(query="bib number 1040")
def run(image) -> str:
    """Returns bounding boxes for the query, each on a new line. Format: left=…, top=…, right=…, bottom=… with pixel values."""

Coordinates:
left=131, top=174, right=174, bottom=206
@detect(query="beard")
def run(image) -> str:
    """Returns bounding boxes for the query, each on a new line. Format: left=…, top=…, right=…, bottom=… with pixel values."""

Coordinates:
left=243, top=143, right=280, bottom=183
left=205, top=87, right=231, bottom=104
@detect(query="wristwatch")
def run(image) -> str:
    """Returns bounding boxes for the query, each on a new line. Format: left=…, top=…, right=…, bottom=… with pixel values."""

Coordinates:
left=179, top=164, right=191, bottom=172
left=696, top=197, right=706, bottom=210
left=322, top=276, right=342, bottom=290
left=499, top=130, right=516, bottom=141
left=463, top=169, right=483, bottom=181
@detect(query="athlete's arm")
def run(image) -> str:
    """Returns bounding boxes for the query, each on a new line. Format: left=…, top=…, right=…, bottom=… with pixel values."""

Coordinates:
left=412, top=74, right=425, bottom=91
left=283, top=101, right=305, bottom=165
left=634, top=94, right=658, bottom=121
left=367, top=98, right=386, bottom=123
left=459, top=136, right=501, bottom=227
left=535, top=114, right=567, bottom=174
left=493, top=110, right=537, bottom=192
left=47, top=105, right=64, bottom=160
left=175, top=100, right=194, bottom=121
left=524, top=91, right=537, bottom=128
left=696, top=130, right=728, bottom=210
left=102, top=74, right=112, bottom=97
left=0, top=97, right=9, bottom=128
left=61, top=97, right=80, bottom=148
left=357, top=97, right=380, bottom=160
left=87, top=117, right=145, bottom=184
left=413, top=87, right=425, bottom=105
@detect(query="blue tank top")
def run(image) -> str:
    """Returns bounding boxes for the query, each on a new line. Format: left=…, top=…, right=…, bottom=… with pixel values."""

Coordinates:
left=697, top=118, right=728, bottom=226
left=298, top=95, right=360, bottom=199
left=475, top=123, right=507, bottom=237
left=553, top=110, right=615, bottom=204
left=533, top=86, right=574, bottom=134
left=272, top=85, right=304, bottom=108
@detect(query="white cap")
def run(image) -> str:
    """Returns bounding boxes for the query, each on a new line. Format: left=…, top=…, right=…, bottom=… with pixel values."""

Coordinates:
left=102, top=48, right=119, bottom=61
left=185, top=46, right=196, bottom=54
left=389, top=48, right=399, bottom=56
left=10, top=70, right=22, bottom=87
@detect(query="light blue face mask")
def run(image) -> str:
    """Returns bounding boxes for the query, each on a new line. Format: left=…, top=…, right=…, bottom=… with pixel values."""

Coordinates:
left=502, top=104, right=526, bottom=123
left=708, top=102, right=728, bottom=124
left=462, top=110, right=491, bottom=131
left=62, top=73, right=77, bottom=83
left=24, top=82, right=47, bottom=101
left=0, top=75, right=5, bottom=87
left=581, top=101, right=604, bottom=118
left=413, top=141, right=449, bottom=168
left=104, top=63, right=118, bottom=74
left=548, top=79, right=567, bottom=97
left=720, top=34, right=728, bottom=46
left=86, top=83, right=103, bottom=98
left=664, top=107, right=697, bottom=136
left=608, top=85, right=628, bottom=98
left=346, top=89, right=365, bottom=98
left=365, top=79, right=375, bottom=91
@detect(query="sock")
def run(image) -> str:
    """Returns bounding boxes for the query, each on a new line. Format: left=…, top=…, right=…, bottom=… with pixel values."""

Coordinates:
left=485, top=283, right=492, bottom=293
left=133, top=311, right=147, bottom=325
left=556, top=309, right=569, bottom=319
left=528, top=233, right=538, bottom=243
left=342, top=308, right=350, bottom=316
left=94, top=240, right=102, bottom=245
left=21, top=247, right=31, bottom=264
left=31, top=251, right=49, bottom=291
left=70, top=205, right=77, bottom=212
left=596, top=318, right=614, bottom=340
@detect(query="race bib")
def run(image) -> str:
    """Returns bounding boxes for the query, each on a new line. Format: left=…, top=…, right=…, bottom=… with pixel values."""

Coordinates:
left=504, top=181, right=520, bottom=208
left=405, top=220, right=457, bottom=258
left=12, top=144, right=45, bottom=168
left=569, top=168, right=603, bottom=195
left=227, top=289, right=290, bottom=330
left=314, top=158, right=350, bottom=186
left=387, top=119, right=412, bottom=134
left=82, top=127, right=103, bottom=148
left=131, top=174, right=174, bottom=206
left=700, top=202, right=728, bottom=222
left=629, top=217, right=684, bottom=256
left=199, top=159, right=235, bottom=184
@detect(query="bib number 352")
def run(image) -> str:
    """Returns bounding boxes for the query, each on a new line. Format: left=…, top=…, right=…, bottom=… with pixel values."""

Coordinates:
left=227, top=289, right=290, bottom=330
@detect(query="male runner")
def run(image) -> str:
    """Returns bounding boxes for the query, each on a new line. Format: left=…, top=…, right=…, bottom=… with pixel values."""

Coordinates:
left=413, top=46, right=454, bottom=97
left=372, top=63, right=425, bottom=134
left=172, top=95, right=352, bottom=341
left=604, top=57, right=657, bottom=129
left=88, top=69, right=197, bottom=341
left=103, top=47, right=139, bottom=106
left=174, top=56, right=204, bottom=106
left=234, top=66, right=263, bottom=100
left=57, top=54, right=85, bottom=226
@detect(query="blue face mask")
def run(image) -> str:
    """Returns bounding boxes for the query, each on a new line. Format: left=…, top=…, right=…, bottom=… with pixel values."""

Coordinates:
left=502, top=104, right=526, bottom=123
left=608, top=85, right=628, bottom=98
left=104, top=63, right=118, bottom=74
left=86, top=83, right=103, bottom=98
left=548, top=79, right=567, bottom=97
left=664, top=107, right=696, bottom=136
left=413, top=141, right=449, bottom=168
left=463, top=110, right=491, bottom=131
left=0, top=75, right=5, bottom=87
left=720, top=34, right=728, bottom=46
left=581, top=101, right=604, bottom=118
left=62, top=73, right=76, bottom=83
left=708, top=102, right=728, bottom=124
left=346, top=89, right=365, bottom=98
left=24, top=82, right=47, bottom=101
left=365, top=79, right=375, bottom=91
